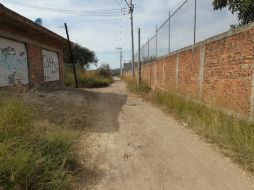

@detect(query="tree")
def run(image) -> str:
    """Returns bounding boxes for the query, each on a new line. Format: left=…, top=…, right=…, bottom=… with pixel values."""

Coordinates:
left=64, top=43, right=98, bottom=69
left=97, top=64, right=111, bottom=77
left=213, top=0, right=254, bottom=25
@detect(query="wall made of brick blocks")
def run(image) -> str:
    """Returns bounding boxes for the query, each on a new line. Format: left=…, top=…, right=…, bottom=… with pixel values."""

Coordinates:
left=164, top=55, right=177, bottom=92
left=127, top=22, right=254, bottom=118
left=26, top=44, right=65, bottom=87
left=155, top=59, right=164, bottom=90
left=150, top=62, right=156, bottom=90
left=178, top=48, right=200, bottom=99
left=27, top=44, right=44, bottom=86
left=203, top=29, right=254, bottom=115
left=141, top=64, right=151, bottom=86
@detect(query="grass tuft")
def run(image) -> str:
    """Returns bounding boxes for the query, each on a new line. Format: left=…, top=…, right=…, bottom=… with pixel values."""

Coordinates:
left=123, top=76, right=150, bottom=94
left=0, top=99, right=79, bottom=190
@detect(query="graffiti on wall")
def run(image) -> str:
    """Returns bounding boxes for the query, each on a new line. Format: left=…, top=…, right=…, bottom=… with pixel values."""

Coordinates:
left=42, top=49, right=59, bottom=82
left=0, top=37, right=29, bottom=87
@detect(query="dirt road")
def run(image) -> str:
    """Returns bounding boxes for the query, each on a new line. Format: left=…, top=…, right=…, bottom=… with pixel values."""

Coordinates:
left=78, top=77, right=254, bottom=190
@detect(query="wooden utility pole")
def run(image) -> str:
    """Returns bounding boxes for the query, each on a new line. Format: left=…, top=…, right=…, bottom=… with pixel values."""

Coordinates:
left=64, top=23, right=78, bottom=88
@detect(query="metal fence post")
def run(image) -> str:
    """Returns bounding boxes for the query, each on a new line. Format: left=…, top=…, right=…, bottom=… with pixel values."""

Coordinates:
left=138, top=28, right=141, bottom=89
left=120, top=49, right=123, bottom=77
left=168, top=10, right=171, bottom=54
left=193, top=0, right=197, bottom=50
left=148, top=38, right=150, bottom=63
left=155, top=25, right=158, bottom=58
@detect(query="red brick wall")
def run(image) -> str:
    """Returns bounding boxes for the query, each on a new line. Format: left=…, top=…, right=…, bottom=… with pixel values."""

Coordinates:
left=179, top=48, right=200, bottom=99
left=26, top=44, right=65, bottom=87
left=156, top=59, right=164, bottom=90
left=27, top=44, right=44, bottom=86
left=141, top=64, right=151, bottom=87
left=136, top=23, right=254, bottom=117
left=151, top=63, right=156, bottom=90
left=164, top=55, right=177, bottom=92
left=203, top=29, right=254, bottom=115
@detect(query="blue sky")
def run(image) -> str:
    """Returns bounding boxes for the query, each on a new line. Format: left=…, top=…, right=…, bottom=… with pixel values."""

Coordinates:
left=0, top=0, right=238, bottom=69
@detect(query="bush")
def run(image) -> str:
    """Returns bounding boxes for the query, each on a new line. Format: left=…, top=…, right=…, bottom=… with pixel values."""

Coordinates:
left=97, top=64, right=111, bottom=78
left=65, top=67, right=113, bottom=88
left=0, top=100, right=78, bottom=190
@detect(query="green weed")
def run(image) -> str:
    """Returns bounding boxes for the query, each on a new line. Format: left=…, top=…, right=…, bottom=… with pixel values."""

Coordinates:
left=0, top=99, right=79, bottom=190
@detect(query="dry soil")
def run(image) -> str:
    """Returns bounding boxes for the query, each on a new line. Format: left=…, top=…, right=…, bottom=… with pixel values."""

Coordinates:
left=76, top=77, right=254, bottom=190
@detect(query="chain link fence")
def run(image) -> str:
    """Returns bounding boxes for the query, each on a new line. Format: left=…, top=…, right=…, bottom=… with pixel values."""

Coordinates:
left=135, top=0, right=240, bottom=64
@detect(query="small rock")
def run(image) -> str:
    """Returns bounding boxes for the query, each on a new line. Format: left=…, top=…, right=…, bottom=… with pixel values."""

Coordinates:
left=123, top=153, right=132, bottom=161
left=48, top=107, right=53, bottom=112
left=182, top=122, right=188, bottom=127
left=38, top=94, right=46, bottom=98
left=137, top=145, right=144, bottom=149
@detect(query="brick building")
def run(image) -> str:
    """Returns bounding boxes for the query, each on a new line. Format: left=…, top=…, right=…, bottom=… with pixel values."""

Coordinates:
left=0, top=4, right=67, bottom=88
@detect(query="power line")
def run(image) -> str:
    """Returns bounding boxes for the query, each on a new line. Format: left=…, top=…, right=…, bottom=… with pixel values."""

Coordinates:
left=3, top=0, right=128, bottom=12
left=2, top=0, right=129, bottom=16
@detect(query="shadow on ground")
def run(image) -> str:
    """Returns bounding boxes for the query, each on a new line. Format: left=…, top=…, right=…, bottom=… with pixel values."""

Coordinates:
left=21, top=87, right=127, bottom=133
left=0, top=85, right=127, bottom=189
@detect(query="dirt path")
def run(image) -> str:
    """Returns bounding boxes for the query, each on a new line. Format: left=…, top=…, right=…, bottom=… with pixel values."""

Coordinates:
left=78, top=77, right=254, bottom=190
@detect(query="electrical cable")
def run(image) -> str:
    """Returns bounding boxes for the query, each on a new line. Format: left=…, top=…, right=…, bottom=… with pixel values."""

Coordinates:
left=1, top=0, right=129, bottom=16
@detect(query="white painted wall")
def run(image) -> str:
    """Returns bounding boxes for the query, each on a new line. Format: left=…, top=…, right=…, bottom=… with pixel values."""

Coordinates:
left=0, top=37, right=29, bottom=87
left=42, top=49, right=59, bottom=82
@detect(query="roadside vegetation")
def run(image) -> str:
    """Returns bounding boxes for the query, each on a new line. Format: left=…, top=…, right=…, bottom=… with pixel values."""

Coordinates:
left=0, top=42, right=108, bottom=189
left=123, top=76, right=150, bottom=94
left=0, top=98, right=79, bottom=189
left=64, top=43, right=113, bottom=88
left=124, top=76, right=254, bottom=172
left=65, top=64, right=113, bottom=88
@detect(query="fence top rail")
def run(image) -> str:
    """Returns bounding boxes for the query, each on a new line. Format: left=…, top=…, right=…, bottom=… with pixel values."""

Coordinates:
left=170, top=0, right=189, bottom=18
left=157, top=17, right=169, bottom=31
left=156, top=0, right=189, bottom=32
left=149, top=34, right=156, bottom=42
left=142, top=40, right=149, bottom=48
left=151, top=21, right=254, bottom=61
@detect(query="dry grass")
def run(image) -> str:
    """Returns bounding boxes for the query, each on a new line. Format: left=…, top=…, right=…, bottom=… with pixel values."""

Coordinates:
left=122, top=76, right=150, bottom=94
left=0, top=99, right=80, bottom=189
left=65, top=68, right=113, bottom=88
